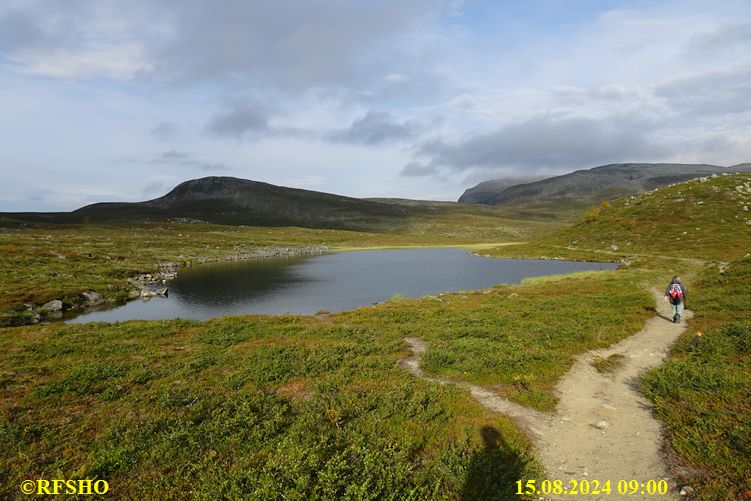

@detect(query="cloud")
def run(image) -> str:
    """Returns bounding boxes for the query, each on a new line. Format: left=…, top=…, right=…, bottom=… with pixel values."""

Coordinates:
left=150, top=121, right=179, bottom=141
left=207, top=103, right=269, bottom=138
left=147, top=151, right=230, bottom=172
left=419, top=115, right=668, bottom=171
left=683, top=22, right=751, bottom=60
left=401, top=161, right=438, bottom=177
left=0, top=1, right=457, bottom=99
left=328, top=111, right=424, bottom=145
left=655, top=66, right=751, bottom=116
left=0, top=1, right=152, bottom=79
left=0, top=8, right=45, bottom=53
left=152, top=150, right=188, bottom=162
left=150, top=0, right=444, bottom=91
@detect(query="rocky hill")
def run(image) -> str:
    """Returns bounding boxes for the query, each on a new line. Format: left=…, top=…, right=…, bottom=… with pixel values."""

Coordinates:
left=459, top=163, right=751, bottom=208
left=2, top=176, right=532, bottom=232
left=3, top=177, right=415, bottom=231
left=533, top=172, right=751, bottom=260
left=457, top=176, right=549, bottom=204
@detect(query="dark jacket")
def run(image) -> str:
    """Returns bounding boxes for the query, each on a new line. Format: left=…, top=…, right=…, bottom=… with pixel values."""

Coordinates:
left=665, top=280, right=687, bottom=304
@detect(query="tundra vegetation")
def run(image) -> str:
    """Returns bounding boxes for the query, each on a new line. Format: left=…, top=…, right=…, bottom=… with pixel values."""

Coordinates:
left=1, top=173, right=749, bottom=499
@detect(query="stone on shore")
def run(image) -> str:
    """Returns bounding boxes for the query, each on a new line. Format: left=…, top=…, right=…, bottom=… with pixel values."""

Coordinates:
left=41, top=299, right=63, bottom=312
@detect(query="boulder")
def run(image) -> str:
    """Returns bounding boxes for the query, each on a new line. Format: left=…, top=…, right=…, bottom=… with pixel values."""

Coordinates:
left=42, top=300, right=63, bottom=312
left=679, top=485, right=695, bottom=497
left=82, top=291, right=103, bottom=305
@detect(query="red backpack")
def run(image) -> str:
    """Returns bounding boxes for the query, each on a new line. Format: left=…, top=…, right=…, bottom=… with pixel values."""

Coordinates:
left=669, top=284, right=683, bottom=302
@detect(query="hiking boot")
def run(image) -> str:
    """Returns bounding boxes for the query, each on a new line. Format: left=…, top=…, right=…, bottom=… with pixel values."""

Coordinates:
left=673, top=314, right=677, bottom=323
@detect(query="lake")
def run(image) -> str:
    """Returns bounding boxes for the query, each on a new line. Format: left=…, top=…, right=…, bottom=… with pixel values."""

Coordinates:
left=67, top=248, right=618, bottom=323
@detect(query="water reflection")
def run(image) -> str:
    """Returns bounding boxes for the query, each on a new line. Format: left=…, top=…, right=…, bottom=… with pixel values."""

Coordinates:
left=68, top=248, right=617, bottom=323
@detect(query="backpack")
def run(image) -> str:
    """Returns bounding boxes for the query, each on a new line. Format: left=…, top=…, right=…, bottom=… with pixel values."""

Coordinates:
left=668, top=284, right=683, bottom=303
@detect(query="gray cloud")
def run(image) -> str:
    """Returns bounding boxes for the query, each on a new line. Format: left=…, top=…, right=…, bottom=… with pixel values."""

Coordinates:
left=150, top=121, right=179, bottom=141
left=207, top=103, right=269, bottom=138
left=419, top=115, right=668, bottom=171
left=147, top=151, right=229, bottom=172
left=656, top=67, right=751, bottom=116
left=0, top=8, right=44, bottom=53
left=206, top=105, right=430, bottom=145
left=400, top=161, right=438, bottom=177
left=329, top=111, right=423, bottom=145
left=0, top=2, right=90, bottom=53
left=684, top=23, right=751, bottom=59
left=156, top=150, right=188, bottom=161
left=151, top=0, right=442, bottom=92
left=0, top=0, right=451, bottom=94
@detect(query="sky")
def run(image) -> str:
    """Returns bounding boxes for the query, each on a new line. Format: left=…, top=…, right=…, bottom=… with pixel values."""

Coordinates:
left=1, top=0, right=750, bottom=211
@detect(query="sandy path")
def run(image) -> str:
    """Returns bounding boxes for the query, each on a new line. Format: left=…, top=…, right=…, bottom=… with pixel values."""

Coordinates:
left=399, top=290, right=690, bottom=500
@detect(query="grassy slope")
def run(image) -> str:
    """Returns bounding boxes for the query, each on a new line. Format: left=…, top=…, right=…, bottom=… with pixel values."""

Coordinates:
left=483, top=173, right=751, bottom=263
left=486, top=173, right=751, bottom=499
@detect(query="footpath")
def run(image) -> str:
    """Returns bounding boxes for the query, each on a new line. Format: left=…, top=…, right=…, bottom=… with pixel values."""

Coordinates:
left=399, top=290, right=689, bottom=500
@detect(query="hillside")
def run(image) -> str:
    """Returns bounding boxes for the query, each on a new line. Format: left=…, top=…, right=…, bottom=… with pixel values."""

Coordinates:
left=460, top=163, right=751, bottom=211
left=486, top=172, right=751, bottom=262
left=2, top=177, right=415, bottom=231
left=483, top=173, right=751, bottom=498
left=3, top=176, right=561, bottom=233
left=457, top=176, right=549, bottom=204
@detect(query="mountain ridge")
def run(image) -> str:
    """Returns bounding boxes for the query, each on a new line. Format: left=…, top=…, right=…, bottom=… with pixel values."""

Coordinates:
left=3, top=176, right=529, bottom=231
left=459, top=162, right=751, bottom=206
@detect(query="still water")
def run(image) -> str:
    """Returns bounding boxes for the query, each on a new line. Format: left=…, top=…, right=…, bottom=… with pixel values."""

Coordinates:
left=68, top=248, right=617, bottom=323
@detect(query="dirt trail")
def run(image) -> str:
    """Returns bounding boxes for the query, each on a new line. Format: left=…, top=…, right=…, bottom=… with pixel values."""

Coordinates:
left=399, top=289, right=690, bottom=500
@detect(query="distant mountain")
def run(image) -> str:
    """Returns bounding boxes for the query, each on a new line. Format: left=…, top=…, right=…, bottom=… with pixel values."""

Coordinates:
left=459, top=163, right=751, bottom=207
left=3, top=177, right=428, bottom=231
left=458, top=176, right=550, bottom=204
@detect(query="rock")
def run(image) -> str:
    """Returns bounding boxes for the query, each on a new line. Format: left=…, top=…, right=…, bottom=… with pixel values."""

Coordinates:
left=156, top=287, right=168, bottom=297
left=679, top=485, right=695, bottom=497
left=82, top=291, right=103, bottom=305
left=594, top=420, right=610, bottom=430
left=41, top=300, right=63, bottom=312
left=128, top=289, right=141, bottom=299
left=610, top=245, right=619, bottom=251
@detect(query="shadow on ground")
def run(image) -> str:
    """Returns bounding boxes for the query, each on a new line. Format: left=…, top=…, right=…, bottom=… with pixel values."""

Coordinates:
left=460, top=425, right=531, bottom=500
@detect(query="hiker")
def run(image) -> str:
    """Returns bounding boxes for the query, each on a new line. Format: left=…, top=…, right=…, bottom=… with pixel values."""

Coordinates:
left=663, top=276, right=687, bottom=323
